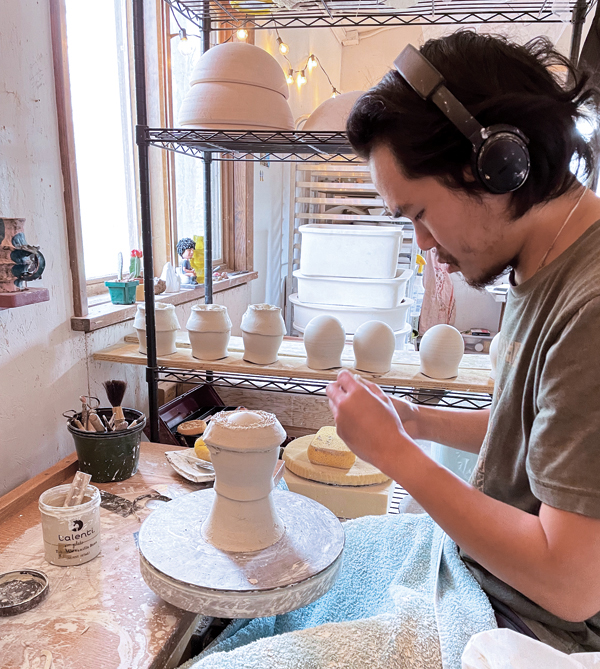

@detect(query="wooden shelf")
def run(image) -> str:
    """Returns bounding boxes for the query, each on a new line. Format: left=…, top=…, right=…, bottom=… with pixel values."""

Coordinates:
left=94, top=335, right=494, bottom=395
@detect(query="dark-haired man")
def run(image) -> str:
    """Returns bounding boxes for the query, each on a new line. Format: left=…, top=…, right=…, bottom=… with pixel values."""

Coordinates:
left=327, top=31, right=600, bottom=652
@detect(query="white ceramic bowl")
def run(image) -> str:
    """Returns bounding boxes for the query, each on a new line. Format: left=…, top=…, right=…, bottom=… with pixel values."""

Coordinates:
left=189, top=42, right=290, bottom=100
left=302, top=91, right=365, bottom=131
left=179, top=81, right=294, bottom=131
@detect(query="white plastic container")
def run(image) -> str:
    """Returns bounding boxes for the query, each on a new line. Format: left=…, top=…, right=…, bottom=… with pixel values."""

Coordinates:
left=293, top=268, right=412, bottom=309
left=39, top=484, right=101, bottom=566
left=299, top=224, right=403, bottom=279
left=290, top=293, right=413, bottom=334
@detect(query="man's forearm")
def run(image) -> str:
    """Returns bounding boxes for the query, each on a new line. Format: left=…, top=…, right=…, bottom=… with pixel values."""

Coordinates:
left=383, top=436, right=598, bottom=622
left=408, top=405, right=489, bottom=454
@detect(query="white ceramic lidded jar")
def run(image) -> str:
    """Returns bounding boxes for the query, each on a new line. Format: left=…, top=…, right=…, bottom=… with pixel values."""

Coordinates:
left=353, top=320, right=396, bottom=374
left=419, top=324, right=465, bottom=379
left=201, top=409, right=287, bottom=552
left=241, top=304, right=286, bottom=365
left=134, top=303, right=180, bottom=356
left=186, top=304, right=232, bottom=361
left=303, top=315, right=346, bottom=370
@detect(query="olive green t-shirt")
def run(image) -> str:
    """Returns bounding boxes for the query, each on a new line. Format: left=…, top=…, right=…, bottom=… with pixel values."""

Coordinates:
left=461, top=219, right=600, bottom=652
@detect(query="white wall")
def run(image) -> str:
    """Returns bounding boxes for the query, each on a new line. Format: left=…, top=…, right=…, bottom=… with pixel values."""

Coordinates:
left=0, top=0, right=252, bottom=496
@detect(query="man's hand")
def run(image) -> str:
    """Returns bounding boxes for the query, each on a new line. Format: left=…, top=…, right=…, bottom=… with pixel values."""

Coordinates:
left=325, top=369, right=410, bottom=469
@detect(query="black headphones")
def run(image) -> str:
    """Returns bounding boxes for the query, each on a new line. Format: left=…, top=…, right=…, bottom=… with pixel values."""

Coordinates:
left=394, top=44, right=530, bottom=194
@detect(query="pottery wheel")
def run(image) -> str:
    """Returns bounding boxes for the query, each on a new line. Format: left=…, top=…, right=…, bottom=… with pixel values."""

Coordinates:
left=283, top=435, right=391, bottom=486
left=138, top=489, right=344, bottom=618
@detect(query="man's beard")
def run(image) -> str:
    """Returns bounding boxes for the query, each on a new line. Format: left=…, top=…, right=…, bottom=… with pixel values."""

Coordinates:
left=435, top=248, right=515, bottom=291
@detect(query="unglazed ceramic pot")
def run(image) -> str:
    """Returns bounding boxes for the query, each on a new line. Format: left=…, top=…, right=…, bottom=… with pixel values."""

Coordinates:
left=179, top=81, right=294, bottom=131
left=189, top=42, right=290, bottom=99
left=353, top=320, right=396, bottom=374
left=134, top=303, right=180, bottom=356
left=419, top=324, right=465, bottom=379
left=302, top=91, right=365, bottom=132
left=303, top=315, right=345, bottom=370
left=241, top=304, right=286, bottom=365
left=201, top=409, right=287, bottom=552
left=489, top=332, right=501, bottom=380
left=186, top=304, right=232, bottom=361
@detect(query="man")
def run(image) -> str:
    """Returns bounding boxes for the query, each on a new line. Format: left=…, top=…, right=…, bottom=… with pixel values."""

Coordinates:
left=326, top=30, right=600, bottom=652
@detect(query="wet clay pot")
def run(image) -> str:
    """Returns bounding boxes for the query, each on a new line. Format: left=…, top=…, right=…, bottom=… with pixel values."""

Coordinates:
left=241, top=304, right=286, bottom=365
left=186, top=304, right=232, bottom=361
left=303, top=315, right=345, bottom=370
left=134, top=303, right=180, bottom=356
left=419, top=324, right=464, bottom=379
left=353, top=320, right=395, bottom=374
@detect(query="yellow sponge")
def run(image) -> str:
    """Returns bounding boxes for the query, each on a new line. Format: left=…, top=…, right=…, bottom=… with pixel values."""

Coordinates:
left=307, top=427, right=356, bottom=470
left=194, top=437, right=211, bottom=462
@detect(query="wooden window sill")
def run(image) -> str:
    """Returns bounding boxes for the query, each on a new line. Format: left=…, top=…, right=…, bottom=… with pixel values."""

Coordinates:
left=71, top=271, right=257, bottom=333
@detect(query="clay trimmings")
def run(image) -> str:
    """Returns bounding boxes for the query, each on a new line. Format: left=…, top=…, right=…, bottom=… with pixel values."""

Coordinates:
left=203, top=409, right=286, bottom=451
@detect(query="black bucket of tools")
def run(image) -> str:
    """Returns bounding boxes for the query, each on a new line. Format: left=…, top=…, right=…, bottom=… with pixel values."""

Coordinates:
left=67, top=408, right=146, bottom=483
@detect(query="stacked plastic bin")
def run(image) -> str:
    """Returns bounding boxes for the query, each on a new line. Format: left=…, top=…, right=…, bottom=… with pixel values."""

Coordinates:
left=290, top=224, right=413, bottom=348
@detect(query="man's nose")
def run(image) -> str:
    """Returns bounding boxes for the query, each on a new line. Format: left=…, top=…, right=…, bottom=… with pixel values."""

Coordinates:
left=413, top=220, right=436, bottom=252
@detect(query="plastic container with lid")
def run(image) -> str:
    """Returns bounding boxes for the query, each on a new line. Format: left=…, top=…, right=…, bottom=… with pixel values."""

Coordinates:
left=299, top=224, right=403, bottom=279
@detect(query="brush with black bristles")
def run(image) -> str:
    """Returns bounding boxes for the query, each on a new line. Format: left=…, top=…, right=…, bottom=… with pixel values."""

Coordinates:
left=103, top=380, right=128, bottom=430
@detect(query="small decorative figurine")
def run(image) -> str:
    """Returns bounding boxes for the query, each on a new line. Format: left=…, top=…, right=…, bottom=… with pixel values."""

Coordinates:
left=0, top=218, right=46, bottom=292
left=177, top=238, right=197, bottom=286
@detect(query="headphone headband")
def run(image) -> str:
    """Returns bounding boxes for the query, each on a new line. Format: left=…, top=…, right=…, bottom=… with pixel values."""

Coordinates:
left=393, top=44, right=530, bottom=194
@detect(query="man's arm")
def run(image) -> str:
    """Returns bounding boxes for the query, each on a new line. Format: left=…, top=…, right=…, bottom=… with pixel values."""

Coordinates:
left=327, top=371, right=600, bottom=622
left=363, top=379, right=489, bottom=454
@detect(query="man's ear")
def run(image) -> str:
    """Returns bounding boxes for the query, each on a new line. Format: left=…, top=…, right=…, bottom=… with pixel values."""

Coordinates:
left=462, top=164, right=478, bottom=184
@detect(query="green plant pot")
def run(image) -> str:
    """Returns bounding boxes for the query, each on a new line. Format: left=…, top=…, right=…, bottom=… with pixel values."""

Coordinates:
left=105, top=280, right=139, bottom=305
left=67, top=408, right=146, bottom=483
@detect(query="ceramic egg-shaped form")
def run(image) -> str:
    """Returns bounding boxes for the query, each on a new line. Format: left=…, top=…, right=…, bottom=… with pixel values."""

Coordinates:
left=419, top=324, right=464, bottom=379
left=353, top=320, right=396, bottom=374
left=303, top=315, right=345, bottom=370
left=241, top=304, right=286, bottom=365
left=489, top=332, right=501, bottom=380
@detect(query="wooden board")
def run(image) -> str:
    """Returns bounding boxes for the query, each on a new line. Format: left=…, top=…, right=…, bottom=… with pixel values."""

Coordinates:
left=0, top=442, right=209, bottom=669
left=96, top=336, right=494, bottom=394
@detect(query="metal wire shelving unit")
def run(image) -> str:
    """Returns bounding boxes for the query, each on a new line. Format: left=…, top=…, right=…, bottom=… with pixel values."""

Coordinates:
left=133, top=0, right=594, bottom=440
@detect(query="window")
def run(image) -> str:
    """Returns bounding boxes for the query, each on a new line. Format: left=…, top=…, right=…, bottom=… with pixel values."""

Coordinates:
left=65, top=0, right=138, bottom=280
left=51, top=0, right=254, bottom=324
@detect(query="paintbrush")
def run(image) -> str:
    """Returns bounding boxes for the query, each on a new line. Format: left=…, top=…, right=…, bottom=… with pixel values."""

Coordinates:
left=103, top=380, right=128, bottom=429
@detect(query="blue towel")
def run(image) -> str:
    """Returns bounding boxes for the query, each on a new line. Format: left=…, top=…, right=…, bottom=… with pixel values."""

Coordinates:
left=181, top=511, right=497, bottom=669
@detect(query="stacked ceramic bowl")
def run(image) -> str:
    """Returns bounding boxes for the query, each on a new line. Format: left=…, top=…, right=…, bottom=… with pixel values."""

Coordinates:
left=291, top=224, right=413, bottom=347
left=179, top=42, right=294, bottom=131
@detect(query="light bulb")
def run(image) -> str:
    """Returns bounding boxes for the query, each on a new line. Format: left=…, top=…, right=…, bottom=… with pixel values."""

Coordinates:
left=277, top=37, right=289, bottom=55
left=331, top=88, right=339, bottom=98
left=307, top=55, right=317, bottom=71
left=286, top=68, right=294, bottom=85
left=297, top=69, right=306, bottom=86
left=236, top=27, right=248, bottom=40
left=177, top=29, right=195, bottom=56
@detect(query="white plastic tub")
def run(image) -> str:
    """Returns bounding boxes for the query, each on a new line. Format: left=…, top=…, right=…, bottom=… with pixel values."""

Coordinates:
left=299, top=224, right=403, bottom=279
left=290, top=293, right=413, bottom=334
left=293, top=268, right=413, bottom=309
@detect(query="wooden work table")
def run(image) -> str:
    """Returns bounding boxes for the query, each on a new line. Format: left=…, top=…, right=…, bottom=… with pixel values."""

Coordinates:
left=94, top=334, right=494, bottom=395
left=0, top=443, right=211, bottom=669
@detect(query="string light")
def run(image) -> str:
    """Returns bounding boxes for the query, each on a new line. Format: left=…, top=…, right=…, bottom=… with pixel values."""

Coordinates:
left=277, top=37, right=289, bottom=55
left=331, top=87, right=340, bottom=98
left=286, top=68, right=294, bottom=85
left=307, top=54, right=317, bottom=71
left=297, top=69, right=306, bottom=86
left=177, top=29, right=195, bottom=56
left=236, top=27, right=248, bottom=40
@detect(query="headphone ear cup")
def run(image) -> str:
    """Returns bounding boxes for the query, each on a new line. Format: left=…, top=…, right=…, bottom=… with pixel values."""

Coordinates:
left=475, top=131, right=530, bottom=194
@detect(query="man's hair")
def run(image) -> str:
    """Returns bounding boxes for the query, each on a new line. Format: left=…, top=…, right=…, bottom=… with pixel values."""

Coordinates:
left=177, top=237, right=196, bottom=257
left=347, top=31, right=598, bottom=218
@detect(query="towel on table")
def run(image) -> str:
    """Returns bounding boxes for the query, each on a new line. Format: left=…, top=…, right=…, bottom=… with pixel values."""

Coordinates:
left=180, top=512, right=497, bottom=669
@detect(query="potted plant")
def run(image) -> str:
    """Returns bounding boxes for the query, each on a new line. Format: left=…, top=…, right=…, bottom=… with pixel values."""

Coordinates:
left=105, top=252, right=139, bottom=305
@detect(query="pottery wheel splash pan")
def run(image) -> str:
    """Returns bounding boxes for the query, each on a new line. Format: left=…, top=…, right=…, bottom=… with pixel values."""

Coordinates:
left=0, top=570, right=49, bottom=616
left=138, top=488, right=344, bottom=618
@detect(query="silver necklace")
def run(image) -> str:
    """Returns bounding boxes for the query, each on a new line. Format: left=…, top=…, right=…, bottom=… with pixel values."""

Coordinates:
left=536, top=186, right=588, bottom=272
